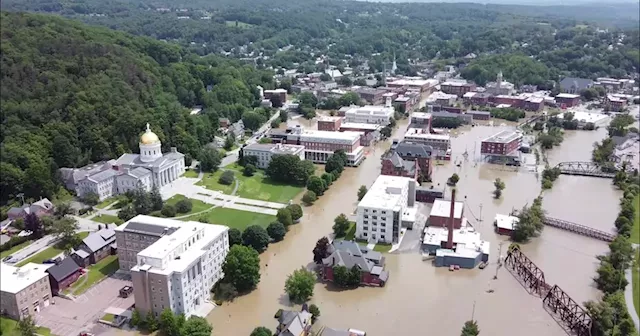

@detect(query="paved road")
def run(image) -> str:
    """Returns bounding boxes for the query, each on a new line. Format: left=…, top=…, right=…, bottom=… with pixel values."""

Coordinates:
left=4, top=235, right=58, bottom=264
left=624, top=243, right=639, bottom=332
left=221, top=109, right=282, bottom=167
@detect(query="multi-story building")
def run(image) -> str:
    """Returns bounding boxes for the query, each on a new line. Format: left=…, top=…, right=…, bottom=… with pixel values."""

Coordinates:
left=463, top=92, right=492, bottom=106
left=409, top=112, right=432, bottom=130
left=355, top=175, right=417, bottom=244
left=277, top=127, right=365, bottom=166
left=440, top=80, right=476, bottom=97
left=404, top=128, right=451, bottom=153
left=485, top=72, right=515, bottom=96
left=480, top=130, right=523, bottom=156
left=354, top=87, right=386, bottom=105
left=428, top=199, right=464, bottom=229
left=242, top=143, right=306, bottom=169
left=425, top=91, right=458, bottom=106
left=391, top=141, right=434, bottom=180
left=605, top=95, right=627, bottom=112
left=554, top=93, right=581, bottom=108
left=387, top=78, right=438, bottom=94
left=317, top=116, right=342, bottom=131
left=339, top=122, right=381, bottom=146
left=263, top=89, right=288, bottom=103
left=380, top=152, right=420, bottom=180
left=0, top=263, right=53, bottom=320
left=123, top=215, right=229, bottom=318
left=343, top=105, right=395, bottom=125
left=466, top=110, right=491, bottom=121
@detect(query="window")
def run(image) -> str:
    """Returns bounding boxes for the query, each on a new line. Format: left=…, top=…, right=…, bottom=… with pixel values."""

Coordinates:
left=363, top=232, right=368, bottom=237
left=363, top=220, right=368, bottom=224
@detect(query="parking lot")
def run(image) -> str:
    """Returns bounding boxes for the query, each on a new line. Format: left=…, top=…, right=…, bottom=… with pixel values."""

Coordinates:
left=35, top=272, right=134, bottom=336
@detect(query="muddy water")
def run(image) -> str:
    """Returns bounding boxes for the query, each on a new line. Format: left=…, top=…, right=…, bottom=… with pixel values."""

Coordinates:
left=205, top=120, right=619, bottom=335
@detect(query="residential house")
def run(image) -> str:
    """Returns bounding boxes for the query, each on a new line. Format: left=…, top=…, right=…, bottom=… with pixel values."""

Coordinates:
left=392, top=141, right=434, bottom=178
left=7, top=199, right=54, bottom=221
left=321, top=240, right=389, bottom=287
left=46, top=258, right=82, bottom=295
left=276, top=309, right=313, bottom=336
left=380, top=152, right=420, bottom=180
left=71, top=227, right=117, bottom=267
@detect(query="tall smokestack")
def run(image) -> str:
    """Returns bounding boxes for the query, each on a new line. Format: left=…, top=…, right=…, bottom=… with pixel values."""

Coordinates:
left=446, top=188, right=456, bottom=249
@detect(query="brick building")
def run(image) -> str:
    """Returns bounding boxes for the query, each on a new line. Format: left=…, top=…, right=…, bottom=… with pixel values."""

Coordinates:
left=263, top=89, right=287, bottom=103
left=317, top=116, right=342, bottom=131
left=480, top=130, right=523, bottom=156
left=322, top=240, right=388, bottom=287
left=391, top=141, right=434, bottom=180
left=440, top=80, right=476, bottom=97
left=554, top=93, right=581, bottom=108
left=380, top=152, right=420, bottom=180
left=428, top=199, right=464, bottom=229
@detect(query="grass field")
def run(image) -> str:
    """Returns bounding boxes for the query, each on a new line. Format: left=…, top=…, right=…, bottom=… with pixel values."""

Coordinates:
left=92, top=214, right=123, bottom=226
left=17, top=232, right=90, bottom=266
left=631, top=195, right=639, bottom=244
left=1, top=317, right=51, bottom=336
left=197, top=165, right=303, bottom=203
left=66, top=255, right=119, bottom=295
left=182, top=207, right=275, bottom=231
left=183, top=169, right=199, bottom=178
left=0, top=240, right=31, bottom=258
left=101, top=313, right=115, bottom=322
left=95, top=196, right=124, bottom=209
left=165, top=194, right=212, bottom=216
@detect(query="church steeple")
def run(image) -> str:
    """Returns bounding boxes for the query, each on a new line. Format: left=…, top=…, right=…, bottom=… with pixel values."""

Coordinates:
left=391, top=52, right=398, bottom=75
left=497, top=71, right=503, bottom=89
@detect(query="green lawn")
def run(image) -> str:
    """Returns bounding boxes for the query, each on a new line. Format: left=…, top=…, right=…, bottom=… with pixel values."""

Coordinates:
left=101, top=313, right=115, bottom=322
left=631, top=195, right=639, bottom=244
left=1, top=317, right=51, bottom=336
left=17, top=232, right=90, bottom=267
left=344, top=222, right=356, bottom=241
left=66, top=255, right=119, bottom=295
left=182, top=207, right=275, bottom=231
left=92, top=214, right=123, bottom=226
left=0, top=240, right=31, bottom=258
left=197, top=165, right=303, bottom=203
left=632, top=248, right=639, bottom=319
left=183, top=169, right=200, bottom=178
left=95, top=196, right=123, bottom=209
left=165, top=194, right=212, bottom=216
left=373, top=243, right=392, bottom=253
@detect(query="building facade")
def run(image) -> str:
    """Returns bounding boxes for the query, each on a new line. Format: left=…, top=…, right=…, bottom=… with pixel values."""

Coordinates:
left=343, top=105, right=394, bottom=125
left=0, top=263, right=53, bottom=320
left=404, top=128, right=451, bottom=152
left=72, top=123, right=185, bottom=201
left=380, top=152, right=420, bottom=180
left=555, top=93, right=581, bottom=108
left=356, top=175, right=416, bottom=244
left=440, top=80, right=476, bottom=97
left=409, top=112, right=432, bottom=130
left=321, top=240, right=389, bottom=287
left=124, top=216, right=229, bottom=318
left=428, top=199, right=464, bottom=229
left=317, top=116, right=342, bottom=131
left=339, top=122, right=381, bottom=146
left=480, top=130, right=523, bottom=156
left=242, top=143, right=305, bottom=169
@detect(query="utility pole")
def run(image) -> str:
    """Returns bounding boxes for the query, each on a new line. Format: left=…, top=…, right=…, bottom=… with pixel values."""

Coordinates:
left=478, top=203, right=483, bottom=228
left=471, top=300, right=476, bottom=321
left=494, top=241, right=504, bottom=280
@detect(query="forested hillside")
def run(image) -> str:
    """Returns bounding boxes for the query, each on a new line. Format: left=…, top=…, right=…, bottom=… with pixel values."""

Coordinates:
left=0, top=11, right=274, bottom=205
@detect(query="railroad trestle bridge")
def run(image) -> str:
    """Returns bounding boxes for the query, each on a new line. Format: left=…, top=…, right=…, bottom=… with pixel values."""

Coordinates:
left=555, top=161, right=615, bottom=178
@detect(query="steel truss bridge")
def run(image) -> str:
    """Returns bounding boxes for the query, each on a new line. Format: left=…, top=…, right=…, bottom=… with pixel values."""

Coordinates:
left=555, top=162, right=615, bottom=178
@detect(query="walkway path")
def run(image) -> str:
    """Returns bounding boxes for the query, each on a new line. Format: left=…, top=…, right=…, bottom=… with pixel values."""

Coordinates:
left=624, top=243, right=639, bottom=331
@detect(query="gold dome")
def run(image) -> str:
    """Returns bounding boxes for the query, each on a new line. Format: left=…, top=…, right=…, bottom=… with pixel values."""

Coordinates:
left=140, top=123, right=160, bottom=144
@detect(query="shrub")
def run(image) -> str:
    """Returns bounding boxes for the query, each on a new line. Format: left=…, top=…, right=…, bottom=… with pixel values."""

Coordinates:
left=243, top=164, right=257, bottom=177
left=175, top=199, right=193, bottom=214
left=302, top=191, right=317, bottom=205
left=266, top=221, right=287, bottom=241
left=161, top=204, right=177, bottom=217
left=219, top=170, right=235, bottom=185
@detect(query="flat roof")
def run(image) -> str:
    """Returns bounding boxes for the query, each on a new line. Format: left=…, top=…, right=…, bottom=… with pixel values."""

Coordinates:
left=1, top=262, right=52, bottom=294
left=388, top=79, right=433, bottom=86
left=556, top=93, right=580, bottom=99
left=339, top=122, right=381, bottom=131
left=495, top=214, right=519, bottom=230
left=482, top=130, right=522, bottom=144
left=344, top=105, right=394, bottom=116
left=299, top=130, right=362, bottom=141
left=405, top=128, right=451, bottom=140
left=358, top=175, right=414, bottom=210
left=410, top=112, right=432, bottom=119
left=560, top=111, right=609, bottom=123
left=423, top=224, right=491, bottom=256
left=430, top=199, right=463, bottom=219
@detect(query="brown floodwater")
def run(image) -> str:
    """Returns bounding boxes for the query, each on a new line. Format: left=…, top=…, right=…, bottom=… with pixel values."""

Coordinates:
left=201, top=118, right=620, bottom=336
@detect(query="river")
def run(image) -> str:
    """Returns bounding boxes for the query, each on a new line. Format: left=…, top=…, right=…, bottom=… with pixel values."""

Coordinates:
left=197, top=117, right=621, bottom=336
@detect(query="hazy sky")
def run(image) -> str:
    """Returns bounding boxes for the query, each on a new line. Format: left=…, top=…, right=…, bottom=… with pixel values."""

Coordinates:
left=365, top=0, right=638, bottom=5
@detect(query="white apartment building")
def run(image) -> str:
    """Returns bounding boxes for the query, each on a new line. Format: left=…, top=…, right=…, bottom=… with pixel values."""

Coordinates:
left=285, top=127, right=365, bottom=166
left=343, top=105, right=395, bottom=125
left=242, top=143, right=305, bottom=169
left=127, top=216, right=229, bottom=318
left=404, top=128, right=451, bottom=152
left=356, top=175, right=417, bottom=244
left=0, top=263, right=53, bottom=320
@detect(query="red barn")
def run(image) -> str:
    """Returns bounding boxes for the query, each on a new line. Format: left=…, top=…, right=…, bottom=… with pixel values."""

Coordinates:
left=494, top=214, right=518, bottom=236
left=46, top=258, right=82, bottom=295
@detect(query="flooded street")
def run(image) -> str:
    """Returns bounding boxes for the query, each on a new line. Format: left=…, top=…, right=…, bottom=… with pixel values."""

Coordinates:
left=206, top=118, right=619, bottom=335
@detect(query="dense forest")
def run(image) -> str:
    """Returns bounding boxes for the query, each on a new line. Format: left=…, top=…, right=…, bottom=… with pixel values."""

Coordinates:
left=0, top=11, right=275, bottom=205
left=2, top=0, right=638, bottom=83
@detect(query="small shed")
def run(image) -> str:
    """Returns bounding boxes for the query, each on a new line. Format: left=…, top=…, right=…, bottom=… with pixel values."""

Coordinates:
left=494, top=214, right=519, bottom=236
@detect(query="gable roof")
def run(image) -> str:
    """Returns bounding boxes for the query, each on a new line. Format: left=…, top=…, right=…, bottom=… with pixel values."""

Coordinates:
left=394, top=141, right=433, bottom=159
left=82, top=228, right=116, bottom=253
left=46, top=258, right=80, bottom=282
left=277, top=310, right=312, bottom=336
left=322, top=240, right=382, bottom=272
left=559, top=77, right=594, bottom=91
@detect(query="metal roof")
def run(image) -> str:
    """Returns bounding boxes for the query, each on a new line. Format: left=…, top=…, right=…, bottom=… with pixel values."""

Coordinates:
left=82, top=228, right=116, bottom=253
left=46, top=258, right=81, bottom=282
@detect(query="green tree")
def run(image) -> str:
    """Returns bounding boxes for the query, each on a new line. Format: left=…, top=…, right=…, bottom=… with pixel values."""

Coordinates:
left=199, top=147, right=223, bottom=172
left=52, top=217, right=80, bottom=251
left=222, top=245, right=261, bottom=292
left=243, top=164, right=257, bottom=177
left=279, top=110, right=288, bottom=122
left=228, top=228, right=242, bottom=246
left=585, top=292, right=637, bottom=336
left=321, top=173, right=334, bottom=186
left=276, top=208, right=293, bottom=227
left=338, top=91, right=360, bottom=106
left=493, top=178, right=505, bottom=199
left=130, top=309, right=141, bottom=327
left=133, top=189, right=153, bottom=215
left=250, top=327, right=272, bottom=336
left=82, top=192, right=100, bottom=206
left=180, top=316, right=212, bottom=336
left=266, top=154, right=314, bottom=185
left=448, top=173, right=460, bottom=186
left=307, top=176, right=327, bottom=196
left=357, top=185, right=367, bottom=201
left=242, top=111, right=266, bottom=131
left=286, top=204, right=303, bottom=222
left=150, top=187, right=163, bottom=211
left=213, top=282, right=238, bottom=302
left=461, top=320, right=480, bottom=336
left=302, top=190, right=317, bottom=205
left=313, top=237, right=331, bottom=264
left=144, top=311, right=158, bottom=332
left=242, top=225, right=270, bottom=252
left=161, top=204, right=177, bottom=217
left=332, top=265, right=350, bottom=287
left=380, top=126, right=392, bottom=138
left=284, top=267, right=316, bottom=303
left=332, top=213, right=351, bottom=237
left=118, top=205, right=137, bottom=222
left=159, top=308, right=180, bottom=336
left=224, top=134, right=235, bottom=151
left=309, top=304, right=321, bottom=323
left=512, top=197, right=545, bottom=242
left=175, top=199, right=193, bottom=214
left=17, top=316, right=37, bottom=336
left=24, top=212, right=44, bottom=239
left=298, top=92, right=318, bottom=108
left=267, top=221, right=287, bottom=242
left=219, top=170, right=235, bottom=185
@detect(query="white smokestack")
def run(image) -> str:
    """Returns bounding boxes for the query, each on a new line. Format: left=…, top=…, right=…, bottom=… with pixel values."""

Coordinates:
left=385, top=96, right=392, bottom=108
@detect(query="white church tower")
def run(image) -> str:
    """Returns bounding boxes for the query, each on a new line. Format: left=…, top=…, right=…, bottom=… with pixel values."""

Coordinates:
left=139, top=123, right=162, bottom=163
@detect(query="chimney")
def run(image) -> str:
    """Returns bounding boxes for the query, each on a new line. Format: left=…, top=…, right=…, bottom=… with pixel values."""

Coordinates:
left=385, top=96, right=392, bottom=108
left=170, top=147, right=177, bottom=153
left=446, top=188, right=456, bottom=249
